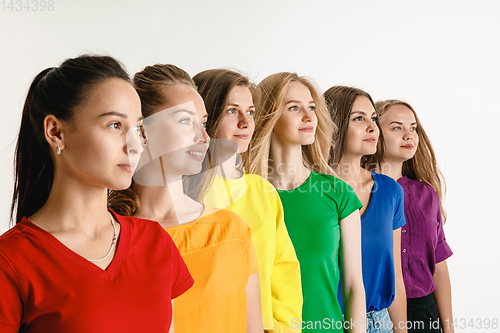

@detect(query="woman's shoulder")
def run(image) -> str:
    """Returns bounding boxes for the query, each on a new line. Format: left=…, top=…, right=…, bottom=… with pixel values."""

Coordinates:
left=313, top=171, right=356, bottom=195
left=0, top=220, right=32, bottom=255
left=371, top=171, right=404, bottom=195
left=398, top=177, right=437, bottom=198
left=244, top=173, right=279, bottom=196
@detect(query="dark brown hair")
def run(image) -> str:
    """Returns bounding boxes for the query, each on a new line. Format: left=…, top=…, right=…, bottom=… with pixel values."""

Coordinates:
left=193, top=69, right=254, bottom=139
left=11, top=55, right=129, bottom=224
left=323, top=86, right=383, bottom=168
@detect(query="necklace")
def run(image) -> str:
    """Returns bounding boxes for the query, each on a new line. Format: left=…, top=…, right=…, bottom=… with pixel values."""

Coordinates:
left=88, top=212, right=118, bottom=263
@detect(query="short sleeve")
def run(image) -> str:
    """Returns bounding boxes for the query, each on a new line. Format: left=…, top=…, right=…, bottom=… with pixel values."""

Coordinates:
left=162, top=232, right=194, bottom=299
left=393, top=183, right=407, bottom=230
left=0, top=252, right=23, bottom=332
left=435, top=204, right=453, bottom=263
left=335, top=179, right=363, bottom=220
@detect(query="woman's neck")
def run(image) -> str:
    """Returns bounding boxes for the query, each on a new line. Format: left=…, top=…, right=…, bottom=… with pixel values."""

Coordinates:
left=268, top=139, right=310, bottom=190
left=335, top=154, right=372, bottom=187
left=378, top=158, right=404, bottom=181
left=29, top=173, right=109, bottom=236
left=216, top=152, right=243, bottom=179
left=134, top=177, right=204, bottom=228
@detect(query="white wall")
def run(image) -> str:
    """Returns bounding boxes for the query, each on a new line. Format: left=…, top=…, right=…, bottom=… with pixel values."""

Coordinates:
left=1, top=0, right=499, bottom=325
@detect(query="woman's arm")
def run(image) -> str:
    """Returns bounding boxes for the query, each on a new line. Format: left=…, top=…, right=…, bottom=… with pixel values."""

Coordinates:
left=433, top=260, right=454, bottom=333
left=388, top=228, right=407, bottom=332
left=168, top=300, right=175, bottom=333
left=246, top=271, right=264, bottom=333
left=339, top=210, right=366, bottom=333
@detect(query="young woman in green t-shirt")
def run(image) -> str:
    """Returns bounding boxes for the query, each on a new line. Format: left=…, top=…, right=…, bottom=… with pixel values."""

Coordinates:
left=248, top=72, right=366, bottom=333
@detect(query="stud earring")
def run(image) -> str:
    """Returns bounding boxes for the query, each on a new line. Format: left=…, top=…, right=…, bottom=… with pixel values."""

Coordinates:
left=57, top=146, right=61, bottom=155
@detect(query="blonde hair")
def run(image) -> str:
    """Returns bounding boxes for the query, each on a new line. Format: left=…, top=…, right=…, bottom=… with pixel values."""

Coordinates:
left=368, top=99, right=447, bottom=223
left=247, top=72, right=335, bottom=178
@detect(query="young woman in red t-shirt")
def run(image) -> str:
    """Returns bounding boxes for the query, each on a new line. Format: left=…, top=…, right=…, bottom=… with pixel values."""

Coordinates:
left=0, top=55, right=193, bottom=333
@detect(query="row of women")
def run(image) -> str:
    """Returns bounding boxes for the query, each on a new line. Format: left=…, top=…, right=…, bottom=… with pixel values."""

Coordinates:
left=0, top=54, right=453, bottom=333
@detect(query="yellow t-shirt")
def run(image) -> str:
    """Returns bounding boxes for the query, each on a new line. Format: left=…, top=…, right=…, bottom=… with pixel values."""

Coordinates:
left=165, top=206, right=259, bottom=332
left=204, top=173, right=303, bottom=332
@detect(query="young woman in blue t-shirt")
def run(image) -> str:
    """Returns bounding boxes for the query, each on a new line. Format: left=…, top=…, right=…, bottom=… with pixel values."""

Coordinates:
left=324, top=86, right=407, bottom=333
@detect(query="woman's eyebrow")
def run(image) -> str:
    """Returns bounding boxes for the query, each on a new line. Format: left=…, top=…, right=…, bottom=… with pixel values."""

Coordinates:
left=99, top=111, right=127, bottom=118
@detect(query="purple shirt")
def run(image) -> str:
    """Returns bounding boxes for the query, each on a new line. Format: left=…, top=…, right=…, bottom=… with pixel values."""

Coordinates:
left=397, top=176, right=453, bottom=299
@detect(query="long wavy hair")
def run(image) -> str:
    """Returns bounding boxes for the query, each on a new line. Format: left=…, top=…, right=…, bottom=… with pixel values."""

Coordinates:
left=367, top=99, right=447, bottom=223
left=248, top=72, right=335, bottom=178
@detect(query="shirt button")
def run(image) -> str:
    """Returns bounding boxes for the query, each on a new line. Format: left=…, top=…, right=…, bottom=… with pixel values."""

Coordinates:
left=403, top=249, right=407, bottom=252
left=402, top=229, right=407, bottom=233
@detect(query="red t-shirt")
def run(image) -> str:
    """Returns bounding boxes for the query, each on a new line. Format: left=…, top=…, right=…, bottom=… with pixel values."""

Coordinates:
left=0, top=211, right=194, bottom=333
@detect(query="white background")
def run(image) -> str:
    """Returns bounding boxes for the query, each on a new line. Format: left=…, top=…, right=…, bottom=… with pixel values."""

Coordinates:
left=1, top=0, right=499, bottom=325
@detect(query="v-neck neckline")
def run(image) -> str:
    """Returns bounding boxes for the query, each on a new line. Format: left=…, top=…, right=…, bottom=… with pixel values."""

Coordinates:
left=20, top=210, right=128, bottom=281
left=360, top=171, right=378, bottom=219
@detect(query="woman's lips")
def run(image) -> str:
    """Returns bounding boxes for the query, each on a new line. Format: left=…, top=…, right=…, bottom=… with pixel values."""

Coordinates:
left=186, top=150, right=205, bottom=161
left=234, top=134, right=249, bottom=140
left=401, top=144, right=414, bottom=149
left=118, top=163, right=136, bottom=173
left=299, top=127, right=315, bottom=132
left=363, top=138, right=377, bottom=143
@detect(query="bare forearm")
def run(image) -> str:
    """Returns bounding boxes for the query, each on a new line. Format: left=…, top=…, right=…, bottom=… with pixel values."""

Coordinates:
left=343, top=287, right=366, bottom=333
left=433, top=261, right=454, bottom=333
left=388, top=281, right=407, bottom=332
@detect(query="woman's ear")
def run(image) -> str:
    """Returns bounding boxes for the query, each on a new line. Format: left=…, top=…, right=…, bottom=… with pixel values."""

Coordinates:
left=44, top=115, right=66, bottom=154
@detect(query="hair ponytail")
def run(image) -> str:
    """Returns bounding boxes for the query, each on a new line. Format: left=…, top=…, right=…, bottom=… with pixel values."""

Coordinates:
left=11, top=55, right=130, bottom=224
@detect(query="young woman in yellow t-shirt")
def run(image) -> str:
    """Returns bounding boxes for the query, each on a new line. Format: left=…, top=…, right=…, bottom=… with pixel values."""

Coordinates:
left=193, top=69, right=302, bottom=332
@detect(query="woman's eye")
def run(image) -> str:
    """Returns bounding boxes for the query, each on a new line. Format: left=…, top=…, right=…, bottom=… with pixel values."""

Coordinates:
left=308, top=106, right=316, bottom=111
left=180, top=118, right=192, bottom=125
left=227, top=108, right=236, bottom=114
left=372, top=116, right=379, bottom=122
left=410, top=127, right=417, bottom=131
left=393, top=126, right=401, bottom=130
left=108, top=122, right=121, bottom=130
left=289, top=106, right=299, bottom=111
left=202, top=122, right=207, bottom=129
left=246, top=110, right=254, bottom=116
left=353, top=116, right=363, bottom=121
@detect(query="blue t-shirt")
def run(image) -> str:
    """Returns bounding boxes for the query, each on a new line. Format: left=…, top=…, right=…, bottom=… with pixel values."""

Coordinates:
left=339, top=171, right=406, bottom=312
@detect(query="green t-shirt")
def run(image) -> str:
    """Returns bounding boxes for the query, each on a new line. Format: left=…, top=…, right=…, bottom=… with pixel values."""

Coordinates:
left=277, top=171, right=362, bottom=332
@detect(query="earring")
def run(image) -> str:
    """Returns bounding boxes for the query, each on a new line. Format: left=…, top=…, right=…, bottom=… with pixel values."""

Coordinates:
left=57, top=146, right=61, bottom=155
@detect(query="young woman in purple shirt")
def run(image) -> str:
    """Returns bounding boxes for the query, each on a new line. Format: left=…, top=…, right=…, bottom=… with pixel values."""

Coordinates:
left=368, top=99, right=454, bottom=333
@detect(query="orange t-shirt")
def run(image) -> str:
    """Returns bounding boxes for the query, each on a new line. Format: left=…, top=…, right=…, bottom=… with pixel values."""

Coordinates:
left=165, top=206, right=259, bottom=332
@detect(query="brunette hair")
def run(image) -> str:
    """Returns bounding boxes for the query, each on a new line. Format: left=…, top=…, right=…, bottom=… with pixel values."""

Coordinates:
left=323, top=86, right=383, bottom=168
left=193, top=69, right=255, bottom=171
left=248, top=72, right=334, bottom=178
left=193, top=69, right=254, bottom=139
left=11, top=55, right=129, bottom=224
left=369, top=99, right=447, bottom=223
left=108, top=64, right=211, bottom=216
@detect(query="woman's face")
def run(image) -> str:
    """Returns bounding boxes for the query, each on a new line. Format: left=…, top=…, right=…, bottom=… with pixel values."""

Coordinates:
left=379, top=104, right=419, bottom=163
left=143, top=83, right=209, bottom=177
left=61, top=78, right=144, bottom=191
left=343, top=95, right=379, bottom=158
left=272, top=81, right=317, bottom=146
left=216, top=85, right=255, bottom=153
